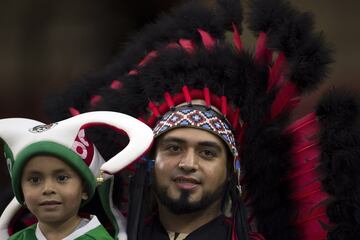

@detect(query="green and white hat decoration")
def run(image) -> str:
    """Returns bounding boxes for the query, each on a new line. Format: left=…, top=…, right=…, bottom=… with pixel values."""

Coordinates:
left=0, top=111, right=153, bottom=240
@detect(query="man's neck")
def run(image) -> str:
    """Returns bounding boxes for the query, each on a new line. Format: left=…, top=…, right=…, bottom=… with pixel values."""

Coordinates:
left=157, top=199, right=222, bottom=234
left=38, top=215, right=81, bottom=240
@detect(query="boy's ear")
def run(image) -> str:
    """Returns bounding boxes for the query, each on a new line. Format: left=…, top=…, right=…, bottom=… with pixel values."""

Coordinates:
left=81, top=182, right=89, bottom=200
left=81, top=192, right=89, bottom=201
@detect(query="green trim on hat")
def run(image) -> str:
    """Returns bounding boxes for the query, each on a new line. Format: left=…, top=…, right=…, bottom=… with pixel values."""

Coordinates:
left=3, top=143, right=15, bottom=178
left=98, top=178, right=120, bottom=238
left=12, top=141, right=96, bottom=205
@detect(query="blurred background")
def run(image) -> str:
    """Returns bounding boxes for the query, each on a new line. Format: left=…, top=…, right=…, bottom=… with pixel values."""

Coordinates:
left=0, top=0, right=359, bottom=213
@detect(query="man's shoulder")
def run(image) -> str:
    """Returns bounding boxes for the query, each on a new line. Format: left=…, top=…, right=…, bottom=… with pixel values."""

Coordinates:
left=249, top=232, right=266, bottom=240
left=142, top=215, right=171, bottom=240
left=8, top=224, right=37, bottom=240
left=186, top=215, right=231, bottom=239
left=142, top=214, right=232, bottom=240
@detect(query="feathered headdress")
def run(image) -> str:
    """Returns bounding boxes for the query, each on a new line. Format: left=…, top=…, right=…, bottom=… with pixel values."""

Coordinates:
left=44, top=0, right=359, bottom=240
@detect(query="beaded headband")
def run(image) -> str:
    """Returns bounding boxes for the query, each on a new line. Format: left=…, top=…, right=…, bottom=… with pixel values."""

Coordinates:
left=153, top=105, right=240, bottom=167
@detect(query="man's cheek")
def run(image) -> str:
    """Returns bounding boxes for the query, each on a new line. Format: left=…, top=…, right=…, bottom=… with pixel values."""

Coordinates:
left=155, top=161, right=167, bottom=171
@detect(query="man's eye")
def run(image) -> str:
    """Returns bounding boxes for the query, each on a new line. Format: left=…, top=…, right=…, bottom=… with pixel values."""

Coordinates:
left=165, top=145, right=181, bottom=153
left=200, top=149, right=216, bottom=159
left=57, top=175, right=70, bottom=183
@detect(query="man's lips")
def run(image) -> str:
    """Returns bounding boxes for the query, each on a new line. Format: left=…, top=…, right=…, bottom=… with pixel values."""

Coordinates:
left=173, top=176, right=200, bottom=190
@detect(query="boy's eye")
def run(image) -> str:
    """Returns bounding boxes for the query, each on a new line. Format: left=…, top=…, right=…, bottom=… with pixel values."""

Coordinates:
left=57, top=175, right=70, bottom=183
left=28, top=176, right=41, bottom=185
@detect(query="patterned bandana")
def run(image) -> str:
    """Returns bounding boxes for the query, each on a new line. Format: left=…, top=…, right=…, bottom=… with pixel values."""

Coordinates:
left=153, top=105, right=239, bottom=161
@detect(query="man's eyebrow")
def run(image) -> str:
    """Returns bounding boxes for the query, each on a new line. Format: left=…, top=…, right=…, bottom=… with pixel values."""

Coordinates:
left=158, top=136, right=186, bottom=145
left=158, top=137, right=224, bottom=151
left=198, top=141, right=223, bottom=152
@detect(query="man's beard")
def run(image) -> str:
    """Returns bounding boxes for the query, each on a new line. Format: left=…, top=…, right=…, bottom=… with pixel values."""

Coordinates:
left=153, top=178, right=227, bottom=215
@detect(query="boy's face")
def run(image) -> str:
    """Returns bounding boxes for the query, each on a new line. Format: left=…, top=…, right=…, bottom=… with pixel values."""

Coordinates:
left=21, top=155, right=87, bottom=225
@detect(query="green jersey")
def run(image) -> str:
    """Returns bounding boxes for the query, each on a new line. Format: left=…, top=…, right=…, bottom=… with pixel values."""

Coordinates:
left=9, top=216, right=113, bottom=240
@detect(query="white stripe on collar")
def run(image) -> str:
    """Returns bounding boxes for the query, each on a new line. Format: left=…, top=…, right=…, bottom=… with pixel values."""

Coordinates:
left=35, top=215, right=101, bottom=240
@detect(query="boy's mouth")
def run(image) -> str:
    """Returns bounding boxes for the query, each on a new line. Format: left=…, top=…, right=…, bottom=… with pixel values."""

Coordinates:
left=39, top=200, right=61, bottom=206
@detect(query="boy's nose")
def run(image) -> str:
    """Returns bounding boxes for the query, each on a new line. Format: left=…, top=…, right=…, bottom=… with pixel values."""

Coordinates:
left=42, top=180, right=56, bottom=195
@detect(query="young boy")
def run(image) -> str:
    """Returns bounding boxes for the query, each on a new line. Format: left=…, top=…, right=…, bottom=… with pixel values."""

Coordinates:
left=10, top=154, right=112, bottom=240
left=0, top=111, right=153, bottom=239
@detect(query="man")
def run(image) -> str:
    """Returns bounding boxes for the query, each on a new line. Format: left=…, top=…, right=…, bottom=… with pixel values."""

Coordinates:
left=46, top=0, right=360, bottom=239
left=142, top=107, right=250, bottom=239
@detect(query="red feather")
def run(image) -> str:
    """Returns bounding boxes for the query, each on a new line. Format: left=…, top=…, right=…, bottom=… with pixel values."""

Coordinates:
left=197, top=28, right=215, bottom=50
left=255, top=32, right=272, bottom=65
left=232, top=23, right=243, bottom=52
left=270, top=82, right=298, bottom=119
left=179, top=38, right=195, bottom=53
left=267, top=52, right=287, bottom=92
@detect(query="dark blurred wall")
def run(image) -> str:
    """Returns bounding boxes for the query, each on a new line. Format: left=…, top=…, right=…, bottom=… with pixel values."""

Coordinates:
left=0, top=0, right=183, bottom=212
left=0, top=0, right=359, bottom=212
left=0, top=0, right=183, bottom=120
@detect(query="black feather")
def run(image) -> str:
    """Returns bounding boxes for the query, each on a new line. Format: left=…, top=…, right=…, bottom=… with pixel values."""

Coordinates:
left=317, top=90, right=360, bottom=240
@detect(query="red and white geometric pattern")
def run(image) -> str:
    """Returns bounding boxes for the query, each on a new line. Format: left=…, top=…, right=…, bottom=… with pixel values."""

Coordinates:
left=153, top=106, right=239, bottom=161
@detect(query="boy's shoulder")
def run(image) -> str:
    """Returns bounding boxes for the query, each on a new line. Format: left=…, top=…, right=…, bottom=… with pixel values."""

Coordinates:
left=76, top=224, right=114, bottom=239
left=8, top=224, right=37, bottom=240
left=8, top=218, right=114, bottom=240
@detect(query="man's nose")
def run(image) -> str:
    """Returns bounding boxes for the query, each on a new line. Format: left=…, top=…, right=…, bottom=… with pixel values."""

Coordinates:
left=178, top=149, right=198, bottom=172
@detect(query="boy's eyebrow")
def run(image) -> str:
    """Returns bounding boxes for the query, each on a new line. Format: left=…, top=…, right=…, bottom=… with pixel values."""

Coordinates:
left=23, top=168, right=71, bottom=175
left=52, top=168, right=72, bottom=174
left=22, top=170, right=42, bottom=175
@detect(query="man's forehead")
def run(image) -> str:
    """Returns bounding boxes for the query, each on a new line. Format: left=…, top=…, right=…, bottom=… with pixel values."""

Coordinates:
left=157, top=127, right=225, bottom=146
